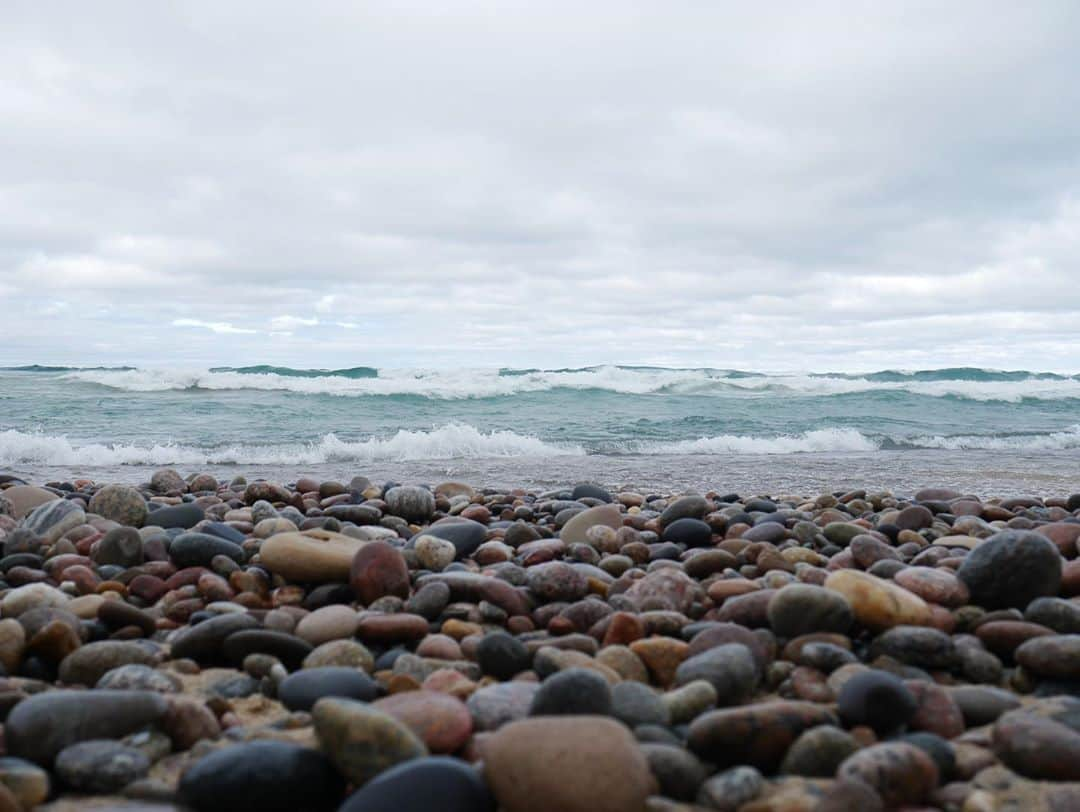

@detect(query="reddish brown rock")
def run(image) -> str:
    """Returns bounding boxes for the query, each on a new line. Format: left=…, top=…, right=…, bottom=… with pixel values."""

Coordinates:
left=350, top=541, right=410, bottom=605
left=372, top=690, right=473, bottom=753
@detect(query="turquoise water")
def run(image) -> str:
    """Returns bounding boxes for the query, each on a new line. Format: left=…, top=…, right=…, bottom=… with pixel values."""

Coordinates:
left=2, top=365, right=1080, bottom=493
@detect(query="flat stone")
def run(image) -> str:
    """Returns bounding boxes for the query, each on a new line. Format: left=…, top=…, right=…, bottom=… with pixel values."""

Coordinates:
left=350, top=541, right=410, bottom=604
left=55, top=739, right=150, bottom=793
left=169, top=612, right=260, bottom=664
left=338, top=756, right=495, bottom=812
left=837, top=742, right=939, bottom=807
left=178, top=740, right=345, bottom=812
left=1, top=486, right=59, bottom=519
left=956, top=530, right=1063, bottom=609
left=372, top=690, right=473, bottom=753
left=824, top=569, right=932, bottom=631
left=278, top=666, right=378, bottom=711
left=259, top=530, right=368, bottom=582
left=482, top=716, right=655, bottom=812
left=687, top=701, right=838, bottom=772
left=169, top=532, right=244, bottom=568
left=21, top=500, right=86, bottom=544
left=767, top=584, right=853, bottom=638
left=89, top=485, right=148, bottom=528
left=313, top=697, right=428, bottom=786
left=59, top=641, right=157, bottom=686
left=5, top=690, right=168, bottom=766
left=222, top=629, right=313, bottom=670
left=560, top=504, right=622, bottom=546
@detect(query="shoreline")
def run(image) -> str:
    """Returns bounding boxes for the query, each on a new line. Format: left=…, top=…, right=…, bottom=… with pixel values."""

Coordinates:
left=7, top=446, right=1080, bottom=499
left=0, top=471, right=1078, bottom=809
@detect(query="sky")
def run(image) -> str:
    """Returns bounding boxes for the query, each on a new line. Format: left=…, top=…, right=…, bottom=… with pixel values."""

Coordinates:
left=2, top=1, right=1080, bottom=372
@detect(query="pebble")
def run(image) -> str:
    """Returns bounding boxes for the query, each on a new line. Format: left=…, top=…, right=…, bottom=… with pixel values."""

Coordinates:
left=674, top=643, right=758, bottom=705
left=277, top=666, right=379, bottom=711
left=466, top=681, right=540, bottom=731
left=482, top=716, right=655, bottom=812
left=258, top=530, right=368, bottom=582
left=372, top=690, right=473, bottom=752
left=312, top=697, right=428, bottom=785
left=836, top=670, right=917, bottom=734
left=823, top=569, right=932, bottom=631
left=766, top=584, right=853, bottom=638
left=687, top=701, right=837, bottom=772
left=779, top=725, right=859, bottom=776
left=55, top=740, right=150, bottom=793
left=476, top=631, right=531, bottom=679
left=88, top=484, right=148, bottom=527
left=530, top=667, right=613, bottom=716
left=696, top=765, right=764, bottom=811
left=957, top=530, right=1063, bottom=609
left=350, top=541, right=410, bottom=604
left=178, top=740, right=345, bottom=812
left=338, top=756, right=495, bottom=812
left=5, top=690, right=168, bottom=765
left=59, top=640, right=157, bottom=686
left=837, top=742, right=939, bottom=807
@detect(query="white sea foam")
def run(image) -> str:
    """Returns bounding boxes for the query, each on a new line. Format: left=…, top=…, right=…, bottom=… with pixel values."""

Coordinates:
left=903, top=424, right=1080, bottom=451
left=0, top=425, right=584, bottom=466
left=5, top=423, right=1080, bottom=466
left=57, top=366, right=1080, bottom=402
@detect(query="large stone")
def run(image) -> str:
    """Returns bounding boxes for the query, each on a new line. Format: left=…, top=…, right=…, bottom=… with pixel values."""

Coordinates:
left=824, top=569, right=932, bottom=631
left=992, top=710, right=1080, bottom=780
left=1, top=486, right=58, bottom=519
left=93, top=527, right=144, bottom=568
left=412, top=519, right=488, bottom=559
left=674, top=644, right=758, bottom=705
left=170, top=532, right=244, bottom=568
left=837, top=670, right=917, bottom=735
left=767, top=584, right=853, bottom=638
left=147, top=502, right=205, bottom=530
left=150, top=469, right=186, bottom=494
left=278, top=667, right=379, bottom=712
left=178, top=740, right=345, bottom=812
left=560, top=504, right=622, bottom=545
left=482, top=716, right=655, bottom=812
left=21, top=500, right=85, bottom=544
left=169, top=612, right=260, bottom=663
left=687, top=701, right=838, bottom=772
left=259, top=530, right=368, bottom=582
left=350, top=541, right=410, bottom=604
left=88, top=485, right=147, bottom=527
left=338, top=756, right=495, bottom=812
left=385, top=485, right=436, bottom=523
left=372, top=690, right=473, bottom=753
left=313, top=697, right=428, bottom=786
left=956, top=530, right=1062, bottom=609
left=5, top=690, right=168, bottom=766
left=1015, top=634, right=1080, bottom=680
left=59, top=641, right=156, bottom=687
left=837, top=742, right=939, bottom=807
left=54, top=740, right=150, bottom=793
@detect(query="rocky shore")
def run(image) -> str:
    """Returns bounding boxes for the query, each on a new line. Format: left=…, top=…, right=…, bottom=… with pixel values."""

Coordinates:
left=0, top=471, right=1078, bottom=811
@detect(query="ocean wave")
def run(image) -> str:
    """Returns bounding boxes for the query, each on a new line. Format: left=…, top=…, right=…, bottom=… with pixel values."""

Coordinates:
left=0, top=425, right=584, bottom=466
left=5, top=423, right=1080, bottom=466
left=632, top=428, right=881, bottom=455
left=892, top=424, right=1080, bottom=451
left=53, top=365, right=1080, bottom=402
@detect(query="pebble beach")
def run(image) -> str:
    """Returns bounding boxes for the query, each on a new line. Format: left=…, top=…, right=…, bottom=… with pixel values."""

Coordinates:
left=0, top=471, right=1078, bottom=811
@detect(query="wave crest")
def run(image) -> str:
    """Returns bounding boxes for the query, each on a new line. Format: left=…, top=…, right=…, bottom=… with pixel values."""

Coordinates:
left=0, top=425, right=584, bottom=466
left=52, top=365, right=1080, bottom=402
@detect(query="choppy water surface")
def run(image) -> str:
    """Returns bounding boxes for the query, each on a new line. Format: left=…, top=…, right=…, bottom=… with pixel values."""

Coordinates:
left=2, top=365, right=1079, bottom=494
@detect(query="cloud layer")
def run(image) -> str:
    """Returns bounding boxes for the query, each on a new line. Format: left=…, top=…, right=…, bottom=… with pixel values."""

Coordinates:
left=2, top=1, right=1080, bottom=371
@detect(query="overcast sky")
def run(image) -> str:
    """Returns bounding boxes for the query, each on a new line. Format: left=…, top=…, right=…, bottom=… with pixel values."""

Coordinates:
left=2, top=1, right=1080, bottom=372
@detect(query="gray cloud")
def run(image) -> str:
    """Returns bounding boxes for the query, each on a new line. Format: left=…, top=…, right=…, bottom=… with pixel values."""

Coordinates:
left=2, top=1, right=1080, bottom=370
